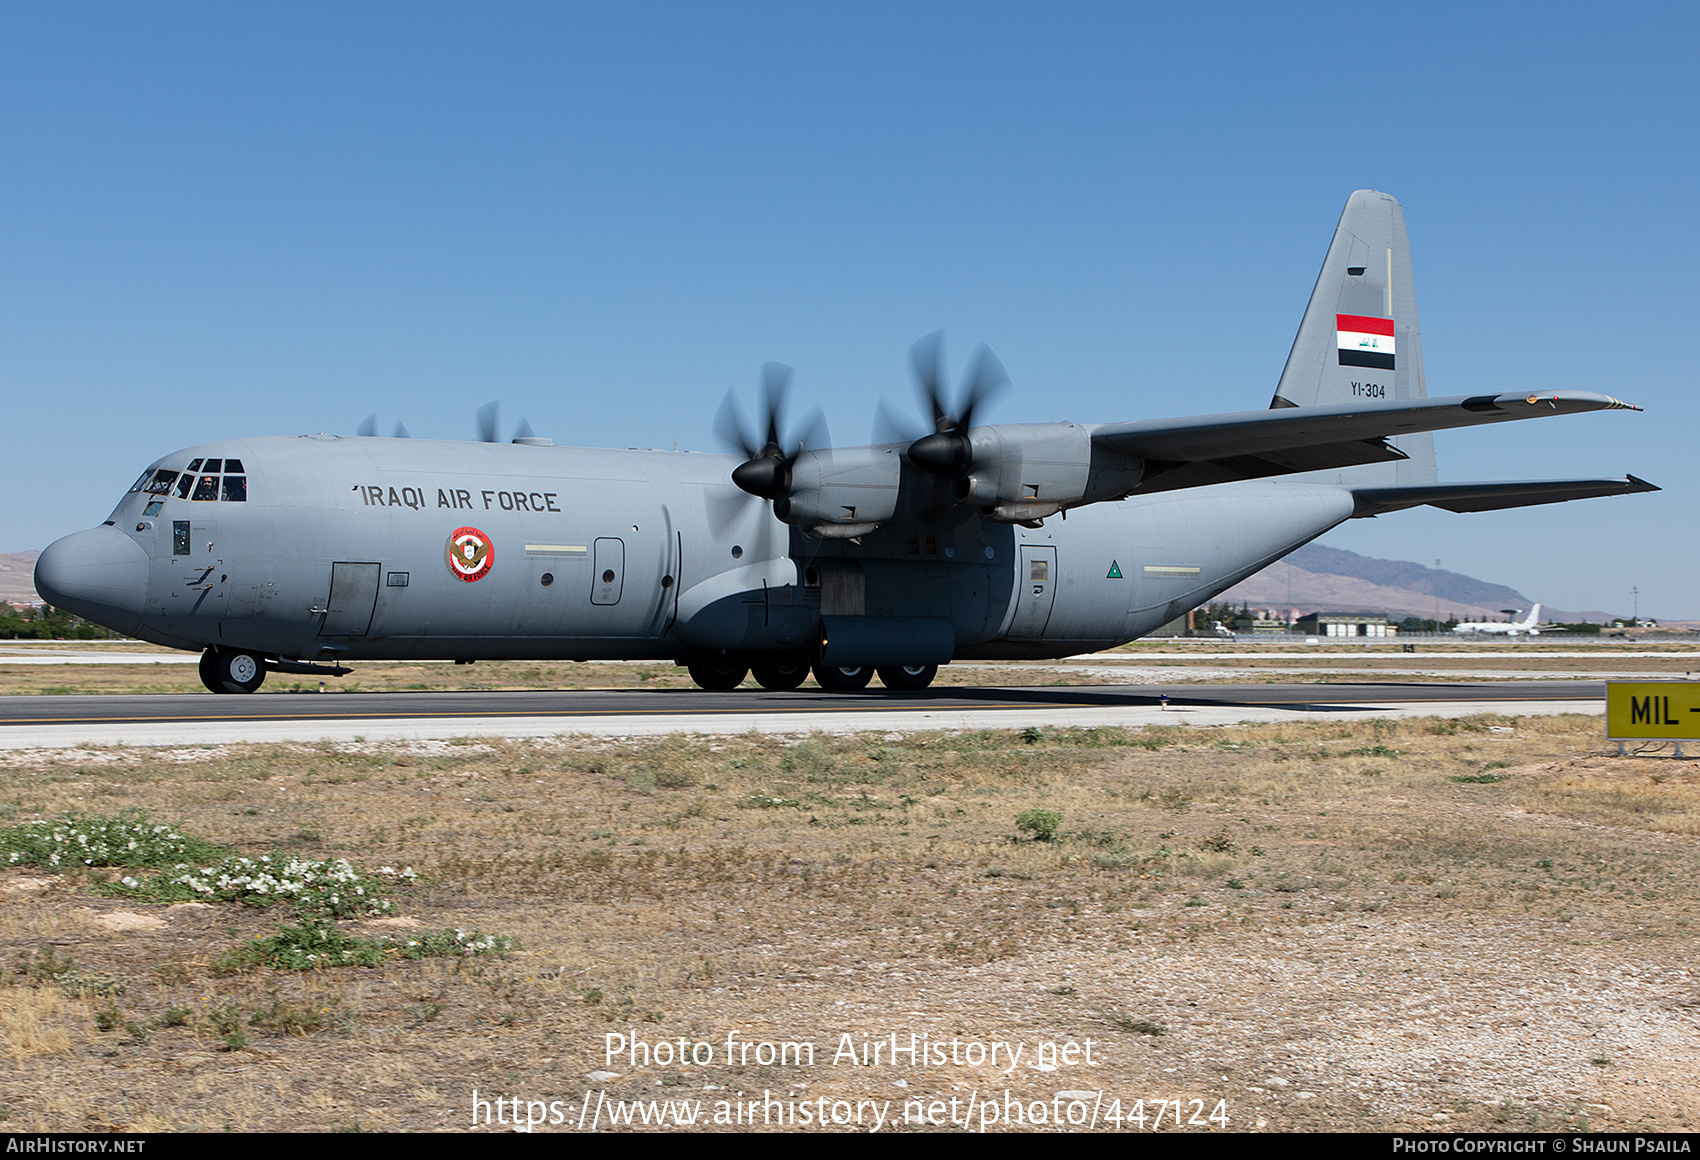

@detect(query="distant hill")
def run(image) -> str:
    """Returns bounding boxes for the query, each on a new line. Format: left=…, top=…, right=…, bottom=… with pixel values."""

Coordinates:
left=1217, top=544, right=1619, bottom=624
left=0, top=551, right=40, bottom=606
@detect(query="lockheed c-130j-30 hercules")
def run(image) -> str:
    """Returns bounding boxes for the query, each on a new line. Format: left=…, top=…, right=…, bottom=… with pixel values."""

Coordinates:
left=35, top=191, right=1656, bottom=694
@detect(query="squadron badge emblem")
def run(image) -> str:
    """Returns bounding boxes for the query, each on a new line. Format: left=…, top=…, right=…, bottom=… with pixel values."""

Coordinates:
left=445, top=527, right=494, bottom=582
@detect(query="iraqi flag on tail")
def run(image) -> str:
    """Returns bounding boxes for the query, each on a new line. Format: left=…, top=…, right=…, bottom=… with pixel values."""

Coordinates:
left=1336, top=313, right=1396, bottom=370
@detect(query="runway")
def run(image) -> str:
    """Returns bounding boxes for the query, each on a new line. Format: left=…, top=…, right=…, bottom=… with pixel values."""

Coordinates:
left=0, top=681, right=1605, bottom=750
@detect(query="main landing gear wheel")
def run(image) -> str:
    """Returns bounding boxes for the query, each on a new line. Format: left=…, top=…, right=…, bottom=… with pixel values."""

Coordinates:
left=200, top=649, right=266, bottom=694
left=877, top=664, right=938, bottom=691
left=688, top=660, right=749, bottom=691
left=812, top=664, right=873, bottom=692
left=751, top=662, right=809, bottom=691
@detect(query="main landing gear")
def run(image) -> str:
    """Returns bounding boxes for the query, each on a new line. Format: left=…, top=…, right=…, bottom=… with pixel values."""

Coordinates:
left=684, top=659, right=938, bottom=692
left=200, top=648, right=266, bottom=694
left=686, top=660, right=748, bottom=691
left=875, top=664, right=938, bottom=691
left=751, top=662, right=809, bottom=690
left=812, top=664, right=873, bottom=692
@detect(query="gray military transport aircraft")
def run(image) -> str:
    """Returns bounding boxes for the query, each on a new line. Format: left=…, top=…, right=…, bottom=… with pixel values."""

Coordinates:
left=35, top=191, right=1656, bottom=694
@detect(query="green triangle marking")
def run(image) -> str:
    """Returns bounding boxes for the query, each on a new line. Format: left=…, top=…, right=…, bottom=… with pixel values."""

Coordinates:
left=1107, top=560, right=1123, bottom=579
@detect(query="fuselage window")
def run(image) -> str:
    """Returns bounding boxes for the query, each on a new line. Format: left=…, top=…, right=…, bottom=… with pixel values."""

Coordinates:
left=143, top=470, right=180, bottom=495
left=222, top=458, right=244, bottom=473
left=220, top=475, right=247, bottom=502
left=174, top=473, right=196, bottom=499
left=172, top=521, right=190, bottom=556
left=192, top=475, right=219, bottom=501
left=143, top=500, right=163, bottom=516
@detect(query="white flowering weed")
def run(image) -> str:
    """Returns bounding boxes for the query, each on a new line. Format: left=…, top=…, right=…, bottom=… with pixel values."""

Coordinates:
left=109, top=855, right=416, bottom=917
left=218, top=920, right=516, bottom=971
left=0, top=809, right=228, bottom=869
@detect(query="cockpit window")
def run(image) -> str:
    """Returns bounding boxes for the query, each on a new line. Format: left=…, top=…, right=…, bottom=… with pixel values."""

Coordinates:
left=137, top=459, right=249, bottom=502
left=143, top=469, right=180, bottom=495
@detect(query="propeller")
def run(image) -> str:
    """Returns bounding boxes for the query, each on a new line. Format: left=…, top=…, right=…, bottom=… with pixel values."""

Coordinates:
left=357, top=414, right=411, bottom=438
left=872, top=397, right=926, bottom=446
left=475, top=402, right=534, bottom=443
left=713, top=363, right=830, bottom=512
left=902, top=331, right=1009, bottom=477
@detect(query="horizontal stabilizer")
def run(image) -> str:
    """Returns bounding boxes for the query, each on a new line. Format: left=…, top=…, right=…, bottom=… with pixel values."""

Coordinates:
left=1350, top=475, right=1659, bottom=517
left=1092, top=391, right=1640, bottom=495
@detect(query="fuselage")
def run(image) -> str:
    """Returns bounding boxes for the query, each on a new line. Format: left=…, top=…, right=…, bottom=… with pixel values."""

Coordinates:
left=37, top=434, right=1359, bottom=668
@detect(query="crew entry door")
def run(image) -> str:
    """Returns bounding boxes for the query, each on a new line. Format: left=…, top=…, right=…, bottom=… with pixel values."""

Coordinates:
left=319, top=562, right=380, bottom=637
left=1007, top=545, right=1057, bottom=638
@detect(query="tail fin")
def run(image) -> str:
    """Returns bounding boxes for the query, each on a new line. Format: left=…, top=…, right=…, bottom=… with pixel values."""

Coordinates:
left=1273, top=190, right=1437, bottom=485
left=1522, top=603, right=1541, bottom=627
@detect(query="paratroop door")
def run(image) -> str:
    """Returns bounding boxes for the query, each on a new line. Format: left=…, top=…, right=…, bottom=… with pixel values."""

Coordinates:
left=1007, top=546, right=1057, bottom=638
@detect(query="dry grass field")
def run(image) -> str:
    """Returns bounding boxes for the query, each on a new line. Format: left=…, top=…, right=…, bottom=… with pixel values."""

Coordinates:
left=0, top=714, right=1696, bottom=1133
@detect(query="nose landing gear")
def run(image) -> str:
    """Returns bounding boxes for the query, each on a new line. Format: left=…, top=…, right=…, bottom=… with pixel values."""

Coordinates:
left=200, top=648, right=266, bottom=694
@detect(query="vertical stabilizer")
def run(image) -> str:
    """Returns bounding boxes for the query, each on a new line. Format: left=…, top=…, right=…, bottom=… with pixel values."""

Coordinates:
left=1273, top=190, right=1437, bottom=485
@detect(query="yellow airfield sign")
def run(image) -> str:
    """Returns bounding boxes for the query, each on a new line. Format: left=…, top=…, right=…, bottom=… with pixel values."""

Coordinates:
left=1606, top=682, right=1700, bottom=741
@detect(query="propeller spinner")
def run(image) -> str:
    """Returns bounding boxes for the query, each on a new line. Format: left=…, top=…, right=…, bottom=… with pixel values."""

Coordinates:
left=902, top=331, right=1009, bottom=477
left=714, top=363, right=829, bottom=516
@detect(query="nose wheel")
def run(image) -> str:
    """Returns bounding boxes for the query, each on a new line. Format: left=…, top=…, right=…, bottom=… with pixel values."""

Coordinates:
left=200, top=649, right=266, bottom=694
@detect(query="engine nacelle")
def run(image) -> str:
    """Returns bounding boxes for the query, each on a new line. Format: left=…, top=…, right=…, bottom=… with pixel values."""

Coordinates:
left=957, top=423, right=1144, bottom=522
left=778, top=445, right=904, bottom=538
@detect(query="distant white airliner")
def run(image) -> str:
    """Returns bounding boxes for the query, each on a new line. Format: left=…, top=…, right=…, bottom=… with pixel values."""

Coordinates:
left=1453, top=604, right=1542, bottom=636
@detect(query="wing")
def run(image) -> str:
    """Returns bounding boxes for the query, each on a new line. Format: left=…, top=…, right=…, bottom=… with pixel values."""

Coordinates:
left=1090, top=390, right=1640, bottom=494
left=1349, top=475, right=1659, bottom=516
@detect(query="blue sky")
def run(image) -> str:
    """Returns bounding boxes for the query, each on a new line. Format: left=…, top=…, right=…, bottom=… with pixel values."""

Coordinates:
left=4, top=3, right=1695, bottom=616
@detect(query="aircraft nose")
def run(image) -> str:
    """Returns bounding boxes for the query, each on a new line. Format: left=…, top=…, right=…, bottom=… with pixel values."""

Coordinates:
left=34, top=526, right=149, bottom=634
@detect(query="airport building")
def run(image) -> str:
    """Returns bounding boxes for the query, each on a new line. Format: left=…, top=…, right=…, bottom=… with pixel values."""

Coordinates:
left=1294, top=612, right=1397, bottom=637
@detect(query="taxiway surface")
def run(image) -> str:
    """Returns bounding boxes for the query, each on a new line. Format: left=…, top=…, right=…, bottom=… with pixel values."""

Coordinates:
left=0, top=681, right=1605, bottom=749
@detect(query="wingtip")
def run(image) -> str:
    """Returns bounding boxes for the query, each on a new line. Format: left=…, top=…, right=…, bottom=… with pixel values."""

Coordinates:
left=1626, top=473, right=1661, bottom=493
